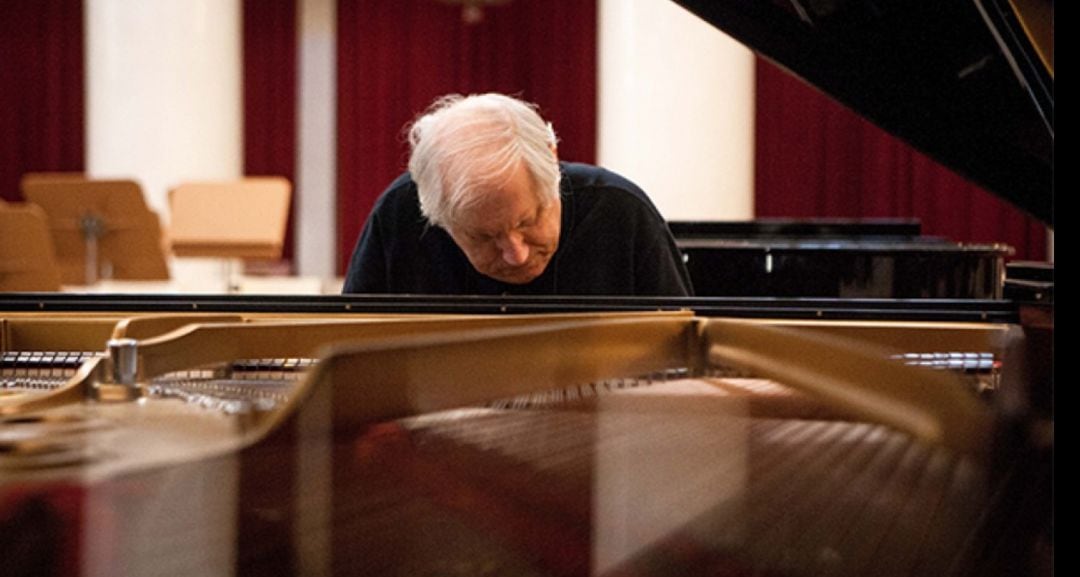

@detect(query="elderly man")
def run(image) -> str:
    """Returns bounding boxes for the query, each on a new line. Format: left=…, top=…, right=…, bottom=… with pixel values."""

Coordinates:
left=343, top=93, right=692, bottom=296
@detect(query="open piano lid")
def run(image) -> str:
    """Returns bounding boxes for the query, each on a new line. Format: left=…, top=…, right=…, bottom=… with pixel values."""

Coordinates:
left=672, top=0, right=1053, bottom=225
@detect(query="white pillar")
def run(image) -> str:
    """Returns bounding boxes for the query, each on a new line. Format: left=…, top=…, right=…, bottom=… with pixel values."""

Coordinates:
left=86, top=0, right=242, bottom=288
left=86, top=0, right=242, bottom=213
left=598, top=0, right=754, bottom=221
left=297, top=0, right=337, bottom=281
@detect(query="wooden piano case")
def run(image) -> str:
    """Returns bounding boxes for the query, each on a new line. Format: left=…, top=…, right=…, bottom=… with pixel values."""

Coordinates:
left=0, top=295, right=1050, bottom=577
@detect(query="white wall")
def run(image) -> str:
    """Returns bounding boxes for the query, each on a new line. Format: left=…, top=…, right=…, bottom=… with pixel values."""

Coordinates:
left=598, top=0, right=754, bottom=221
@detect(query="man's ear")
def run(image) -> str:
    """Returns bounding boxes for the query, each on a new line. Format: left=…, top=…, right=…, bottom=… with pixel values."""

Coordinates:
left=546, top=121, right=559, bottom=159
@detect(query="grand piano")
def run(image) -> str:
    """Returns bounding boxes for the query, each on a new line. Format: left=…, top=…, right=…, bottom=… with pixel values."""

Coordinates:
left=0, top=1, right=1052, bottom=576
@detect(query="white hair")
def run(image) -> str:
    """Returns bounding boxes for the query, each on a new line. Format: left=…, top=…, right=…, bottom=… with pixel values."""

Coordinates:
left=407, top=93, right=560, bottom=228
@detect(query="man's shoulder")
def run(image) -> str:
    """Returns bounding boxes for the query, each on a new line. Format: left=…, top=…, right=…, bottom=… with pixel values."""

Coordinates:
left=560, top=162, right=662, bottom=219
left=364, top=172, right=430, bottom=243
left=373, top=172, right=420, bottom=212
left=561, top=162, right=642, bottom=194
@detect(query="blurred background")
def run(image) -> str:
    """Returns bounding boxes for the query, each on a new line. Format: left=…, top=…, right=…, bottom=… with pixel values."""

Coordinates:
left=0, top=0, right=1050, bottom=294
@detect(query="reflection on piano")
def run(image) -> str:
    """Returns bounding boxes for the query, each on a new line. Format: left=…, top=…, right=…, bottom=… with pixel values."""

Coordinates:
left=0, top=296, right=1050, bottom=576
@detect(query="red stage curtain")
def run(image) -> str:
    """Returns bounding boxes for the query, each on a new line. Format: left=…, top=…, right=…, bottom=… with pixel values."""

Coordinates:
left=754, top=59, right=1048, bottom=261
left=243, top=0, right=298, bottom=266
left=337, top=0, right=597, bottom=273
left=0, top=0, right=84, bottom=203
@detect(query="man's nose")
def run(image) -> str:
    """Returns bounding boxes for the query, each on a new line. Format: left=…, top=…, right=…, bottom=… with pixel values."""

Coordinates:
left=498, top=233, right=530, bottom=266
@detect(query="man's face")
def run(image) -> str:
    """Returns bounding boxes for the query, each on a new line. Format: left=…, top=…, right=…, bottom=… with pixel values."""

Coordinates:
left=446, top=161, right=561, bottom=285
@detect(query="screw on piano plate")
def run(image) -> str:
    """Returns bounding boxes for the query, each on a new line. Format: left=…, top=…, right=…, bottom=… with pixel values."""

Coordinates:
left=95, top=338, right=143, bottom=402
left=108, top=339, right=138, bottom=386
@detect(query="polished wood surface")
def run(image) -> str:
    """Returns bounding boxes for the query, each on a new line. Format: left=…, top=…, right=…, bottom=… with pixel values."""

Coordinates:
left=169, top=178, right=292, bottom=259
left=20, top=177, right=170, bottom=284
left=0, top=309, right=1046, bottom=576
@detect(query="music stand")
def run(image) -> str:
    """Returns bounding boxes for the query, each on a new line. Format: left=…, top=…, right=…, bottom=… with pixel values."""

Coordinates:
left=0, top=202, right=62, bottom=291
left=21, top=178, right=170, bottom=285
left=168, top=177, right=292, bottom=260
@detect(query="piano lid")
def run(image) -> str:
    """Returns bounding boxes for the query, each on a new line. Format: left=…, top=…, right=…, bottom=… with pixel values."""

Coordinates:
left=672, top=0, right=1053, bottom=225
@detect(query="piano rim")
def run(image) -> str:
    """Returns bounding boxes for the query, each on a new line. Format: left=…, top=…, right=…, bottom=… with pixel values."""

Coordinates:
left=0, top=293, right=1020, bottom=323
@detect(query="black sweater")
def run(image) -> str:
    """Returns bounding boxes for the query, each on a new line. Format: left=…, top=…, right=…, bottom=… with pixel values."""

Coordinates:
left=342, top=162, right=692, bottom=296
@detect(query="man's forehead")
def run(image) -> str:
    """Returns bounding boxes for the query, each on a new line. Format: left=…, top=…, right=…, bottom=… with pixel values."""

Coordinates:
left=457, top=194, right=540, bottom=232
left=456, top=162, right=537, bottom=215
